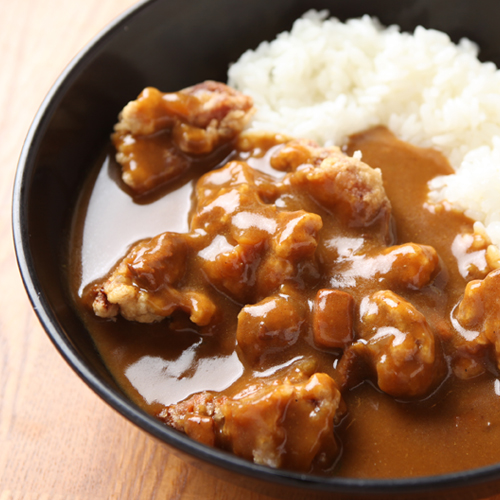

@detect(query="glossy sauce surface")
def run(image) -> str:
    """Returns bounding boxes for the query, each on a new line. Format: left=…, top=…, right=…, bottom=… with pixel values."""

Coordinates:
left=69, top=126, right=500, bottom=478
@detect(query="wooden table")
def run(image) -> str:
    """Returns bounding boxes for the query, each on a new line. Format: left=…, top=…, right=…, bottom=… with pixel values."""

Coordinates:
left=1, top=1, right=499, bottom=498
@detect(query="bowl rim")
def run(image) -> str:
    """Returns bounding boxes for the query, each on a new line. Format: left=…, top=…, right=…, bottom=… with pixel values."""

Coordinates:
left=11, top=0, right=500, bottom=495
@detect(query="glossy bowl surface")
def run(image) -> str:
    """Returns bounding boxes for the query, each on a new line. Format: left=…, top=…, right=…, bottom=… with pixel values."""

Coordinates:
left=12, top=0, right=500, bottom=498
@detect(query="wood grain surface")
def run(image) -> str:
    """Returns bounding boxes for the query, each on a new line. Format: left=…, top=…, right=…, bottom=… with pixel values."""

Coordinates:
left=1, top=0, right=499, bottom=499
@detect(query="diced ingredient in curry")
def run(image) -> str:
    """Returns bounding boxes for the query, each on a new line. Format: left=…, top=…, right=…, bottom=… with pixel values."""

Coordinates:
left=377, top=243, right=440, bottom=290
left=113, top=81, right=254, bottom=194
left=312, top=289, right=355, bottom=350
left=236, top=287, right=308, bottom=366
left=158, top=367, right=343, bottom=471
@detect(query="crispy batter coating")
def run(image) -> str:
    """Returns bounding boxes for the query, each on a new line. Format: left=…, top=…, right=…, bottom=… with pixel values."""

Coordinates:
left=347, top=290, right=445, bottom=398
left=328, top=242, right=440, bottom=291
left=273, top=139, right=391, bottom=230
left=193, top=161, right=323, bottom=303
left=158, top=368, right=342, bottom=471
left=113, top=81, right=254, bottom=194
left=454, top=269, right=500, bottom=375
left=93, top=232, right=216, bottom=325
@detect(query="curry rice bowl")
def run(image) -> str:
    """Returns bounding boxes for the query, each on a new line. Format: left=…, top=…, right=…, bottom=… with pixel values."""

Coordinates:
left=70, top=5, right=500, bottom=481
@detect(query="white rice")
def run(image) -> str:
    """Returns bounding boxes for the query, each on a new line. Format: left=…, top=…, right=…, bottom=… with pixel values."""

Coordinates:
left=228, top=10, right=500, bottom=246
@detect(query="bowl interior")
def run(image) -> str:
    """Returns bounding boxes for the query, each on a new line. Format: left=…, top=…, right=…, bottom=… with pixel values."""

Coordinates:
left=13, top=0, right=500, bottom=498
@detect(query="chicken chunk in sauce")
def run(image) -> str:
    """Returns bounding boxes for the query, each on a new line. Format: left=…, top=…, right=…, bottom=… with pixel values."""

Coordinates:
left=113, top=81, right=254, bottom=194
left=158, top=367, right=343, bottom=471
left=272, top=139, right=391, bottom=235
left=192, top=160, right=323, bottom=303
left=347, top=290, right=445, bottom=398
left=454, top=269, right=500, bottom=375
left=93, top=232, right=216, bottom=326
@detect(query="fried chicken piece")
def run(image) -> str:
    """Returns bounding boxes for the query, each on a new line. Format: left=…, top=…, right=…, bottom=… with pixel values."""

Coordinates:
left=451, top=223, right=497, bottom=281
left=159, top=392, right=221, bottom=447
left=115, top=82, right=254, bottom=141
left=343, top=290, right=445, bottom=398
left=454, top=268, right=500, bottom=374
left=193, top=161, right=322, bottom=303
left=256, top=210, right=322, bottom=296
left=270, top=138, right=321, bottom=171
left=273, top=139, right=391, bottom=232
left=377, top=243, right=440, bottom=289
left=191, top=160, right=280, bottom=233
left=92, top=232, right=216, bottom=325
left=328, top=242, right=440, bottom=291
left=158, top=370, right=342, bottom=471
left=197, top=208, right=322, bottom=303
left=113, top=81, right=254, bottom=194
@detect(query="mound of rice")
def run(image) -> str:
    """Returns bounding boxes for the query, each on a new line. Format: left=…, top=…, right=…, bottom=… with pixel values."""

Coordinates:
left=228, top=10, right=500, bottom=246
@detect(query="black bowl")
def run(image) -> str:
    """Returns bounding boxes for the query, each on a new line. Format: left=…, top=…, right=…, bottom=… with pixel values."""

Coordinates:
left=12, top=0, right=500, bottom=498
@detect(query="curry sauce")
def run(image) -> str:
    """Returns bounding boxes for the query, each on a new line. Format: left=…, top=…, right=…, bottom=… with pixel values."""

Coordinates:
left=69, top=84, right=500, bottom=478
